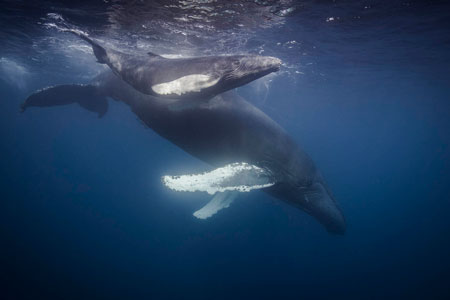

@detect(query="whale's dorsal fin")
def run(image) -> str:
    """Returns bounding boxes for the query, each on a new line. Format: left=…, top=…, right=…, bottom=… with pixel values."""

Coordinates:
left=147, top=52, right=162, bottom=58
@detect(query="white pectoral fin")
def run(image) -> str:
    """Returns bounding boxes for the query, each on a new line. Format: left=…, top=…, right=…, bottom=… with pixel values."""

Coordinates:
left=162, top=162, right=275, bottom=195
left=152, top=74, right=220, bottom=96
left=162, top=162, right=276, bottom=219
left=193, top=192, right=237, bottom=219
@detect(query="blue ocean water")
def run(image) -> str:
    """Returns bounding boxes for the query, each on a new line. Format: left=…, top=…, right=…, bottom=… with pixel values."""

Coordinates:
left=1, top=1, right=449, bottom=299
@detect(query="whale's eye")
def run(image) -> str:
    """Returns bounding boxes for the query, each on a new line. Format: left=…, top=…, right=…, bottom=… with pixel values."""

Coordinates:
left=232, top=60, right=240, bottom=68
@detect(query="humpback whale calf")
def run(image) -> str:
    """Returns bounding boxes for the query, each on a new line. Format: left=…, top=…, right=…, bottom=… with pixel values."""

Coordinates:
left=22, top=71, right=346, bottom=234
left=65, top=29, right=281, bottom=100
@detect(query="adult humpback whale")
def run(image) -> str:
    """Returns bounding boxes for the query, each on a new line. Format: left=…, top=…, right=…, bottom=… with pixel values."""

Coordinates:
left=21, top=71, right=346, bottom=234
left=65, top=29, right=281, bottom=100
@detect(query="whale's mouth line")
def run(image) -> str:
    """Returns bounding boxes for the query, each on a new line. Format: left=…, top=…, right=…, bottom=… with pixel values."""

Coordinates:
left=267, top=65, right=281, bottom=73
left=222, top=58, right=281, bottom=85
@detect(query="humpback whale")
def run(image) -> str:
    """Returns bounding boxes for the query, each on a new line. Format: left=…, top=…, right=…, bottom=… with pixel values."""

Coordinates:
left=65, top=29, right=281, bottom=100
left=22, top=71, right=346, bottom=234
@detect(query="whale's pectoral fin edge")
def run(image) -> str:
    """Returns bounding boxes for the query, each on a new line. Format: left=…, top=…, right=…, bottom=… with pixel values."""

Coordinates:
left=162, top=162, right=275, bottom=195
left=162, top=162, right=276, bottom=218
left=21, top=84, right=108, bottom=118
left=147, top=51, right=163, bottom=59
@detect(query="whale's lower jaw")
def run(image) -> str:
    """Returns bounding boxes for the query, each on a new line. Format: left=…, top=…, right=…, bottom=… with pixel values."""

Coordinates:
left=266, top=182, right=346, bottom=235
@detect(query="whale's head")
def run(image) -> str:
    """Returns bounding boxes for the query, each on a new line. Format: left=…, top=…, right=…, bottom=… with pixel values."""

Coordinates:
left=298, top=180, right=346, bottom=235
left=267, top=174, right=346, bottom=235
left=146, top=54, right=281, bottom=99
left=215, top=55, right=281, bottom=91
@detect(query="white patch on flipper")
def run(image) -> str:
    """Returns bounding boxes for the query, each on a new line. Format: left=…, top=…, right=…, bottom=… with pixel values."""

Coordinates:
left=162, top=162, right=275, bottom=195
left=193, top=192, right=237, bottom=219
left=152, top=74, right=219, bottom=96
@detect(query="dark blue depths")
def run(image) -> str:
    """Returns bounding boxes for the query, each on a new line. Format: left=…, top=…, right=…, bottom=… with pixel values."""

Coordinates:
left=0, top=1, right=449, bottom=299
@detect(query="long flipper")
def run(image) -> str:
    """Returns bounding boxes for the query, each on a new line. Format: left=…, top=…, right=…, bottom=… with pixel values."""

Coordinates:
left=21, top=84, right=108, bottom=117
left=193, top=191, right=237, bottom=219
left=163, top=162, right=275, bottom=219
left=162, top=162, right=275, bottom=195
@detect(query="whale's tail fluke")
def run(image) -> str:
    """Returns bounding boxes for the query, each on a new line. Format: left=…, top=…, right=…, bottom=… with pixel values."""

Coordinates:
left=21, top=84, right=108, bottom=118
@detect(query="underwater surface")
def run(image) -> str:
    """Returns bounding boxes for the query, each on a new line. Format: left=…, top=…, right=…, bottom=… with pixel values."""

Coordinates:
left=1, top=0, right=449, bottom=299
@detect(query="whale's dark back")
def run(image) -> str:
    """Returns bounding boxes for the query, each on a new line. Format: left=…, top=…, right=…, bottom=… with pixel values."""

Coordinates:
left=121, top=82, right=345, bottom=234
left=127, top=86, right=315, bottom=180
